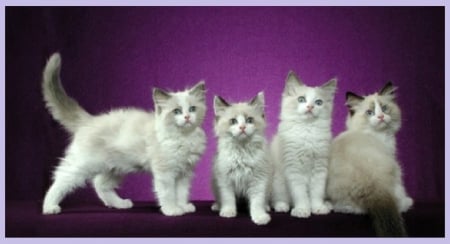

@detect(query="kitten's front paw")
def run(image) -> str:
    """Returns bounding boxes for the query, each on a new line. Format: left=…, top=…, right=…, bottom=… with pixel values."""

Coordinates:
left=114, top=199, right=133, bottom=209
left=181, top=203, right=196, bottom=213
left=273, top=202, right=290, bottom=213
left=161, top=205, right=185, bottom=216
left=43, top=204, right=61, bottom=215
left=400, top=197, right=413, bottom=212
left=311, top=201, right=332, bottom=215
left=251, top=212, right=271, bottom=225
left=211, top=202, right=219, bottom=212
left=291, top=207, right=311, bottom=218
left=219, top=207, right=237, bottom=218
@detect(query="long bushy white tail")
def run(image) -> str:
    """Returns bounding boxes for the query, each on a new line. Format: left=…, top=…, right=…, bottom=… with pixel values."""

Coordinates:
left=42, top=53, right=91, bottom=134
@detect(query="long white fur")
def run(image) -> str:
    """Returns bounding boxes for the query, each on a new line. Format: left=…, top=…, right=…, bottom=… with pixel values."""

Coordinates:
left=212, top=93, right=272, bottom=225
left=41, top=53, right=206, bottom=216
left=271, top=71, right=337, bottom=218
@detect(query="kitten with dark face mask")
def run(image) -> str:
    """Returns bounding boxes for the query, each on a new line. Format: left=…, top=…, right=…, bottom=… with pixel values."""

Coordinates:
left=211, top=92, right=272, bottom=225
left=326, top=82, right=413, bottom=236
left=41, top=53, right=206, bottom=216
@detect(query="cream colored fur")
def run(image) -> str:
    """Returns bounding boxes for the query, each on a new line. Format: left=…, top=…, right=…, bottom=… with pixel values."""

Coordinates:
left=326, top=83, right=412, bottom=236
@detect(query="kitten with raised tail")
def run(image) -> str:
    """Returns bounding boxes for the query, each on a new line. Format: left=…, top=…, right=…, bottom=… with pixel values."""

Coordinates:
left=211, top=92, right=272, bottom=225
left=326, top=82, right=413, bottom=237
left=41, top=53, right=207, bottom=216
left=271, top=71, right=337, bottom=218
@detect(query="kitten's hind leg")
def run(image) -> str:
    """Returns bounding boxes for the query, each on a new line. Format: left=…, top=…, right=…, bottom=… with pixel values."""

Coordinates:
left=42, top=160, right=90, bottom=214
left=93, top=173, right=133, bottom=209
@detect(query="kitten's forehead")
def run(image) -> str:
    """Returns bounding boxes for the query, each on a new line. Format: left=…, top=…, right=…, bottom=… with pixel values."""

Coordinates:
left=167, top=90, right=200, bottom=107
left=226, top=103, right=257, bottom=116
left=289, top=85, right=323, bottom=98
left=363, top=94, right=391, bottom=106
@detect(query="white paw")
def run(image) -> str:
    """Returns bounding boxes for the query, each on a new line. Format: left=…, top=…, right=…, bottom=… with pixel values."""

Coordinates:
left=274, top=202, right=290, bottom=213
left=161, top=205, right=185, bottom=216
left=219, top=207, right=237, bottom=218
left=251, top=212, right=271, bottom=225
left=265, top=205, right=271, bottom=212
left=43, top=204, right=61, bottom=215
left=400, top=197, right=413, bottom=212
left=211, top=202, right=219, bottom=211
left=291, top=207, right=311, bottom=218
left=311, top=201, right=332, bottom=215
left=181, top=203, right=196, bottom=213
left=115, top=199, right=133, bottom=209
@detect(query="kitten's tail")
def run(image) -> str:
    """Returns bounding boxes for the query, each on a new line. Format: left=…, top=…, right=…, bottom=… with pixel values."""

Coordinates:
left=42, top=53, right=91, bottom=134
left=361, top=187, right=407, bottom=237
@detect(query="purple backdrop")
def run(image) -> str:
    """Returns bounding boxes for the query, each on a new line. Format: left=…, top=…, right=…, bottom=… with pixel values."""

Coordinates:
left=6, top=7, right=444, bottom=204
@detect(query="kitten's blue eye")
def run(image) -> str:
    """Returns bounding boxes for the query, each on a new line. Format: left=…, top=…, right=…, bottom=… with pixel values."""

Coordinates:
left=366, top=110, right=374, bottom=116
left=298, top=96, right=306, bottom=103
left=189, top=106, right=196, bottom=112
left=230, top=118, right=238, bottom=125
left=173, top=108, right=182, bottom=115
left=246, top=117, right=254, bottom=124
left=381, top=105, right=388, bottom=112
left=315, top=99, right=323, bottom=106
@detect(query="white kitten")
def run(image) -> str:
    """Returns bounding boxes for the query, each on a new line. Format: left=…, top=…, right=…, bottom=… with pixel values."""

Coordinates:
left=271, top=71, right=337, bottom=218
left=211, top=92, right=272, bottom=225
left=41, top=53, right=206, bottom=216
left=326, top=82, right=413, bottom=236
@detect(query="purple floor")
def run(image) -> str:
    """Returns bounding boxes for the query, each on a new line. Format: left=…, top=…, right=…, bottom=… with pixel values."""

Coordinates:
left=6, top=200, right=444, bottom=237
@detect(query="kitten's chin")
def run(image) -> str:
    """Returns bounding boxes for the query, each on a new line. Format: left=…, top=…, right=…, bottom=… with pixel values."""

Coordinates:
left=233, top=133, right=252, bottom=141
left=299, top=112, right=318, bottom=120
left=175, top=122, right=197, bottom=132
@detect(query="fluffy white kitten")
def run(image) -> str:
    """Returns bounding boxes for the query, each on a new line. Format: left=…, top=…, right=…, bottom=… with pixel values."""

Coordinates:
left=41, top=53, right=206, bottom=216
left=211, top=92, right=272, bottom=225
left=326, top=82, right=413, bottom=236
left=271, top=71, right=337, bottom=218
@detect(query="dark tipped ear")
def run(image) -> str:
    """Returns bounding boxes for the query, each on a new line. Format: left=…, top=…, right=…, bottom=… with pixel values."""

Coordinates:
left=249, top=91, right=265, bottom=117
left=284, top=71, right=304, bottom=95
left=213, top=95, right=230, bottom=116
left=153, top=88, right=171, bottom=114
left=321, top=78, right=337, bottom=94
left=345, top=92, right=364, bottom=117
left=189, top=80, right=206, bottom=101
left=379, top=81, right=397, bottom=96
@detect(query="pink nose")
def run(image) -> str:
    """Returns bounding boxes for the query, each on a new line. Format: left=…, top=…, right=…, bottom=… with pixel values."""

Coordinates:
left=378, top=114, right=384, bottom=120
left=185, top=115, right=190, bottom=120
left=240, top=126, right=246, bottom=131
left=307, top=105, right=314, bottom=110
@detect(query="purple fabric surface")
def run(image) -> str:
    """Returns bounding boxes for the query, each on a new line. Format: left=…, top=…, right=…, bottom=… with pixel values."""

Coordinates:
left=5, top=200, right=445, bottom=237
left=6, top=7, right=444, bottom=205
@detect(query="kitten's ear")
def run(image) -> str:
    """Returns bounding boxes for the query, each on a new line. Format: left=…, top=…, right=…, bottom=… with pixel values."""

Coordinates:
left=321, top=78, right=338, bottom=94
left=284, top=71, right=304, bottom=95
left=249, top=91, right=265, bottom=116
left=345, top=92, right=364, bottom=116
left=189, top=80, right=206, bottom=101
left=379, top=81, right=397, bottom=97
left=214, top=95, right=230, bottom=116
left=153, top=87, right=171, bottom=114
